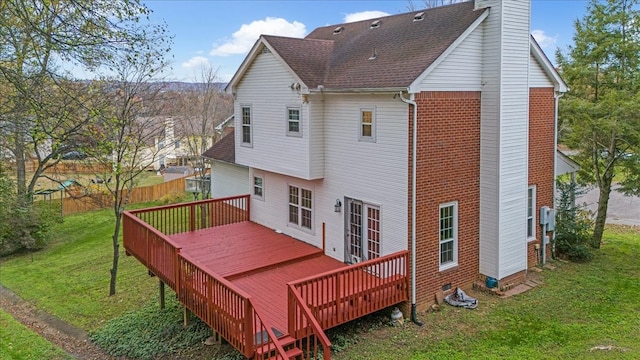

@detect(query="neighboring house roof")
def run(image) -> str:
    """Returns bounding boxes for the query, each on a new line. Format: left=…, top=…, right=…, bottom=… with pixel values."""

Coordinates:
left=202, top=129, right=235, bottom=164
left=229, top=2, right=488, bottom=91
left=556, top=150, right=580, bottom=176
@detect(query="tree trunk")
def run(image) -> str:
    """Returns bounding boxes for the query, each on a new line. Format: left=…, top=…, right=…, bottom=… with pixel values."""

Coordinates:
left=109, top=212, right=122, bottom=296
left=592, top=177, right=613, bottom=249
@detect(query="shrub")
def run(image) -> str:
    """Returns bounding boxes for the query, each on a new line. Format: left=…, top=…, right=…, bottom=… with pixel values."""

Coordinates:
left=91, top=298, right=212, bottom=359
left=0, top=166, right=61, bottom=256
left=554, top=179, right=593, bottom=262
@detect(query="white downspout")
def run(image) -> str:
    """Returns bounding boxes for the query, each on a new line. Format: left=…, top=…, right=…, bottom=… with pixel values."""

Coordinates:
left=398, top=91, right=422, bottom=325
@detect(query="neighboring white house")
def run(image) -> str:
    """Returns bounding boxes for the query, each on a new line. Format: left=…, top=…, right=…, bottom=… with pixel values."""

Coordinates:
left=225, top=0, right=567, bottom=311
left=202, top=127, right=250, bottom=198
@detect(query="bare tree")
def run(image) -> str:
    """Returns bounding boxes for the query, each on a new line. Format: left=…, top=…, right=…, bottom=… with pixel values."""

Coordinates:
left=86, top=29, right=171, bottom=296
left=176, top=65, right=233, bottom=199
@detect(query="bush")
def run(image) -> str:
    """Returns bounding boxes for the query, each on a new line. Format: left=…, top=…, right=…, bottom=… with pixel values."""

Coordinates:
left=91, top=298, right=212, bottom=359
left=554, top=179, right=594, bottom=262
left=0, top=166, right=61, bottom=256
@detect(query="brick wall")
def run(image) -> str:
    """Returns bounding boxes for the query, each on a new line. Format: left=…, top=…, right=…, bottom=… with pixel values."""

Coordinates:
left=409, top=91, right=481, bottom=311
left=527, top=87, right=556, bottom=267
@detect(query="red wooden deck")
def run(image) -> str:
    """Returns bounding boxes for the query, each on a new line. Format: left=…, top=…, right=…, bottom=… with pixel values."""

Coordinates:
left=171, top=222, right=345, bottom=331
left=123, top=196, right=408, bottom=360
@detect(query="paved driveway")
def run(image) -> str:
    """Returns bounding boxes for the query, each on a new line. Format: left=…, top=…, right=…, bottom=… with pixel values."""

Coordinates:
left=577, top=184, right=640, bottom=226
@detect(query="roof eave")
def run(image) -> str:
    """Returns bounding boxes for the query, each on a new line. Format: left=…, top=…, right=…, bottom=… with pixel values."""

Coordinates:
left=530, top=37, right=569, bottom=93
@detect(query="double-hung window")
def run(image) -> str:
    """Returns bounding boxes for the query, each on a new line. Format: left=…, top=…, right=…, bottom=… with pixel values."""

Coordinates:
left=439, top=201, right=458, bottom=271
left=241, top=106, right=252, bottom=146
left=288, top=185, right=312, bottom=230
left=527, top=185, right=536, bottom=240
left=287, top=107, right=301, bottom=136
left=253, top=175, right=264, bottom=200
left=359, top=108, right=376, bottom=142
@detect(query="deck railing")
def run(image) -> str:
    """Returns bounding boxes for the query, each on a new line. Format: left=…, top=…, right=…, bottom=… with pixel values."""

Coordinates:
left=128, top=195, right=250, bottom=236
left=289, top=251, right=409, bottom=330
left=178, top=253, right=288, bottom=359
left=288, top=285, right=332, bottom=360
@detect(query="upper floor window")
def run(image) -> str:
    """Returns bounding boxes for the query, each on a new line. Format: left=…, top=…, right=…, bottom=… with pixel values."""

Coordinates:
left=241, top=106, right=252, bottom=146
left=289, top=185, right=312, bottom=231
left=527, top=186, right=536, bottom=240
left=439, top=201, right=458, bottom=271
left=287, top=107, right=301, bottom=136
left=253, top=175, right=264, bottom=200
left=359, top=108, right=376, bottom=142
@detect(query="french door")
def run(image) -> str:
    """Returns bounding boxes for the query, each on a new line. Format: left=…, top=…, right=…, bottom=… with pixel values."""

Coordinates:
left=346, top=198, right=380, bottom=263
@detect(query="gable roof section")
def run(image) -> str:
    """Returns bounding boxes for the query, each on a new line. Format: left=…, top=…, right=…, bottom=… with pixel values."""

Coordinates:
left=228, top=2, right=487, bottom=92
left=306, top=1, right=486, bottom=90
left=202, top=129, right=235, bottom=164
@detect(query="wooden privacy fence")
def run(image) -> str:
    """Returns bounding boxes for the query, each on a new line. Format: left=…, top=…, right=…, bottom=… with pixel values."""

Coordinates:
left=48, top=176, right=189, bottom=215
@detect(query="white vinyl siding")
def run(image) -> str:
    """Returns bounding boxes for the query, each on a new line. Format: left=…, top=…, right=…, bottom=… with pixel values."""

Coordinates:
left=234, top=50, right=320, bottom=179
left=439, top=202, right=458, bottom=271
left=249, top=93, right=408, bottom=259
left=529, top=53, right=555, bottom=88
left=210, top=161, right=250, bottom=198
left=527, top=186, right=536, bottom=240
left=479, top=0, right=530, bottom=279
left=417, top=23, right=484, bottom=91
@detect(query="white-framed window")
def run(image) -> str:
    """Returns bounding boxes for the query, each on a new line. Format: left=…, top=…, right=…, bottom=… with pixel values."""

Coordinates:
left=241, top=105, right=252, bottom=146
left=253, top=175, right=264, bottom=200
left=288, top=185, right=312, bottom=231
left=359, top=108, right=376, bottom=142
left=439, top=201, right=458, bottom=271
left=527, top=185, right=536, bottom=240
left=287, top=107, right=301, bottom=136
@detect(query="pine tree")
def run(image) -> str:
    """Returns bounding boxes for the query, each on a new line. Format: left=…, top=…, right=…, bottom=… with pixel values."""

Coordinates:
left=557, top=0, right=640, bottom=248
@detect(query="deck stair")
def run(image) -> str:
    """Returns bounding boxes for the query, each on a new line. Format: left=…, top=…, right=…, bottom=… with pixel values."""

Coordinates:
left=255, top=335, right=302, bottom=359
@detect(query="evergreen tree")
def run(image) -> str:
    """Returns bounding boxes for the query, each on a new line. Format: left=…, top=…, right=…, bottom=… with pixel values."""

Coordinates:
left=557, top=0, right=640, bottom=248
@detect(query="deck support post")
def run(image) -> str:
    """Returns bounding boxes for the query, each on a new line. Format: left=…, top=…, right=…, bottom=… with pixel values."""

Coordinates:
left=159, top=280, right=165, bottom=309
left=183, top=306, right=189, bottom=327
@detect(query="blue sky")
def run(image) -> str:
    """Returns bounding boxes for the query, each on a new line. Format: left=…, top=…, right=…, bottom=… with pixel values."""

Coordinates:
left=142, top=0, right=589, bottom=82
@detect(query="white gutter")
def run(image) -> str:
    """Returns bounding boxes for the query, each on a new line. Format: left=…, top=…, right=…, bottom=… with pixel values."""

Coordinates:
left=398, top=91, right=422, bottom=325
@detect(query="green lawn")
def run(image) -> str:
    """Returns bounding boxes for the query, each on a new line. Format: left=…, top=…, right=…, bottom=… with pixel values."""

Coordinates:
left=332, top=225, right=640, bottom=360
left=0, top=310, right=70, bottom=360
left=0, top=206, right=158, bottom=331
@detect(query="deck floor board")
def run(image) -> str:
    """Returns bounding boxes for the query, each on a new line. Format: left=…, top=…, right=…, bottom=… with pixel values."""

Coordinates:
left=170, top=221, right=345, bottom=331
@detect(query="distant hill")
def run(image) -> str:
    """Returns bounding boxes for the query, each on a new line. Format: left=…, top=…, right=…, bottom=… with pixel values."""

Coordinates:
left=156, top=82, right=228, bottom=92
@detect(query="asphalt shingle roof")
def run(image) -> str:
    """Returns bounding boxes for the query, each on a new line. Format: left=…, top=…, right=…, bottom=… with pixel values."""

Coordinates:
left=202, top=129, right=235, bottom=164
left=264, top=1, right=486, bottom=90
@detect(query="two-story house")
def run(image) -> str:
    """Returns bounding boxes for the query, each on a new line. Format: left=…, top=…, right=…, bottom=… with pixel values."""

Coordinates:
left=225, top=0, right=566, bottom=314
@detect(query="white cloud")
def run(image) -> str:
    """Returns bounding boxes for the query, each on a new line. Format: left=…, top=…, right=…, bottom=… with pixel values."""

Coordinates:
left=532, top=29, right=558, bottom=49
left=181, top=56, right=210, bottom=69
left=344, top=10, right=390, bottom=23
left=210, top=17, right=306, bottom=56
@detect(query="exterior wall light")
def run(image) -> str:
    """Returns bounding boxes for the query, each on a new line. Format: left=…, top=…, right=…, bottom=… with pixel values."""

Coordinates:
left=334, top=199, right=342, bottom=213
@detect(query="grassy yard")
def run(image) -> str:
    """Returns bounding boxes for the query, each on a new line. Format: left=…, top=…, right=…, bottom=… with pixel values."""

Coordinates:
left=0, top=310, right=70, bottom=360
left=0, top=205, right=158, bottom=331
left=0, top=204, right=638, bottom=359
left=331, top=225, right=640, bottom=360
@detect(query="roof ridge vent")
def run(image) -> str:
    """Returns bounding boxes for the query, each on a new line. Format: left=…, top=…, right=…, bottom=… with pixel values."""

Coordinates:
left=413, top=12, right=425, bottom=21
left=370, top=19, right=381, bottom=29
left=333, top=26, right=344, bottom=34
